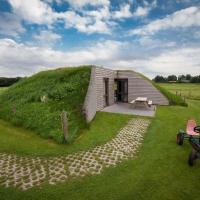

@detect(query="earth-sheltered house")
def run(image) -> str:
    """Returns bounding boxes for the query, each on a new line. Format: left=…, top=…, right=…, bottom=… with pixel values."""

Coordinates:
left=83, top=66, right=169, bottom=122
left=0, top=65, right=169, bottom=143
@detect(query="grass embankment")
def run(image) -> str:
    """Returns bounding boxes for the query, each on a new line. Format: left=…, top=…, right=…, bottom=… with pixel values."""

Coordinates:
left=0, top=112, right=132, bottom=156
left=1, top=100, right=200, bottom=200
left=153, top=83, right=187, bottom=106
left=159, top=83, right=200, bottom=100
left=0, top=67, right=91, bottom=143
left=137, top=73, right=187, bottom=106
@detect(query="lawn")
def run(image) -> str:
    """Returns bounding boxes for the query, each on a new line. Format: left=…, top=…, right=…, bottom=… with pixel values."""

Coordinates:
left=159, top=83, right=200, bottom=100
left=1, top=100, right=200, bottom=200
left=1, top=82, right=200, bottom=199
left=0, top=112, right=132, bottom=156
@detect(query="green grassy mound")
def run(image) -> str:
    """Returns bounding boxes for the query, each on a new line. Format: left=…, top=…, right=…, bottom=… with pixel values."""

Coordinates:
left=0, top=66, right=91, bottom=143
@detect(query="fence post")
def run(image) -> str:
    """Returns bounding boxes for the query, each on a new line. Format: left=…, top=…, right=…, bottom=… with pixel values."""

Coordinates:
left=189, top=90, right=191, bottom=97
left=61, top=111, right=68, bottom=141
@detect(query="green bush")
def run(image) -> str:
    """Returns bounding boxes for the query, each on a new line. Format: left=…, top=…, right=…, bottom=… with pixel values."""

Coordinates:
left=0, top=66, right=91, bottom=143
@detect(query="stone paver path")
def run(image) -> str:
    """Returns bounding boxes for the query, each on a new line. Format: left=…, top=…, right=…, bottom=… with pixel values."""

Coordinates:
left=0, top=119, right=150, bottom=190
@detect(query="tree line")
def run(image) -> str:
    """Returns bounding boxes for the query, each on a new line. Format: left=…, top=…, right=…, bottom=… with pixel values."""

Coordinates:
left=0, top=77, right=22, bottom=87
left=153, top=74, right=200, bottom=83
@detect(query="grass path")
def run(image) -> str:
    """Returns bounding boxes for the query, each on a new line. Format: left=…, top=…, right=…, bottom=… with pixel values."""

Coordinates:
left=1, top=100, right=200, bottom=199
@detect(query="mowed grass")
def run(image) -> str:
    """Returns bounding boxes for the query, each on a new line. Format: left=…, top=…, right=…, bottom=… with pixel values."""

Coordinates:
left=0, top=112, right=132, bottom=156
left=1, top=100, right=200, bottom=200
left=159, top=83, right=200, bottom=100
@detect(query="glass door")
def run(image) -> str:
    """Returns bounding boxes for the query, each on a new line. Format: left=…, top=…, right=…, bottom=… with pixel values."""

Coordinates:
left=115, top=79, right=128, bottom=102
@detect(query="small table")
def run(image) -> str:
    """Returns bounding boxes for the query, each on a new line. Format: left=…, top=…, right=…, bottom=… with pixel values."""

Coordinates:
left=130, top=97, right=150, bottom=109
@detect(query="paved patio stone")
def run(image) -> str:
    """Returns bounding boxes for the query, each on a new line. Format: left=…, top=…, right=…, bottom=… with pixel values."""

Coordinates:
left=102, top=103, right=155, bottom=117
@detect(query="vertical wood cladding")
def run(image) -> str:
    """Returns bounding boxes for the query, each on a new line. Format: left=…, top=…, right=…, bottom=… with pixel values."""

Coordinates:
left=83, top=67, right=169, bottom=122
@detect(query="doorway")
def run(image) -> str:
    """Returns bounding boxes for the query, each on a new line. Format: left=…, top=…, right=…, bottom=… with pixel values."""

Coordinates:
left=115, top=79, right=128, bottom=102
left=104, top=78, right=109, bottom=106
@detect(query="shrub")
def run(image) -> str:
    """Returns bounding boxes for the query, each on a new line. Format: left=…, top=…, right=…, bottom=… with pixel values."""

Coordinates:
left=0, top=77, right=22, bottom=87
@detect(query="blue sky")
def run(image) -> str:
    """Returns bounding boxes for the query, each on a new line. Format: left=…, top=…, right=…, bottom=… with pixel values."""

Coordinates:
left=0, top=0, right=200, bottom=77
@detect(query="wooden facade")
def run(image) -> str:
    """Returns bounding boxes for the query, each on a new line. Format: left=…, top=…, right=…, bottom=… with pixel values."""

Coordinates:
left=83, top=66, right=169, bottom=122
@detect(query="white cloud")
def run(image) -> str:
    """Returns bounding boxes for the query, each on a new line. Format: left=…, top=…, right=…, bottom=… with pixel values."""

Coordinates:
left=6, top=0, right=113, bottom=34
left=113, top=4, right=132, bottom=19
left=130, top=6, right=200, bottom=35
left=136, top=47, right=200, bottom=76
left=138, top=36, right=176, bottom=48
left=86, top=20, right=111, bottom=34
left=57, top=10, right=111, bottom=34
left=5, top=0, right=137, bottom=35
left=33, top=30, right=61, bottom=46
left=0, top=38, right=199, bottom=78
left=8, top=0, right=55, bottom=24
left=133, top=0, right=157, bottom=17
left=134, top=6, right=149, bottom=17
left=0, top=12, right=25, bottom=36
left=64, top=0, right=110, bottom=8
left=0, top=39, right=124, bottom=76
left=85, top=6, right=110, bottom=20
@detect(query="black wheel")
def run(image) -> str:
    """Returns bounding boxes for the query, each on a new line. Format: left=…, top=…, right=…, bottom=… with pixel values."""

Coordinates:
left=188, top=149, right=198, bottom=166
left=176, top=133, right=184, bottom=145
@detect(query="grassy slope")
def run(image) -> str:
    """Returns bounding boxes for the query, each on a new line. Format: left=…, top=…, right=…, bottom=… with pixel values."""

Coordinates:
left=137, top=72, right=187, bottom=106
left=1, top=100, right=200, bottom=200
left=0, top=112, right=132, bottom=156
left=153, top=83, right=187, bottom=106
left=0, top=67, right=91, bottom=143
left=159, top=83, right=200, bottom=100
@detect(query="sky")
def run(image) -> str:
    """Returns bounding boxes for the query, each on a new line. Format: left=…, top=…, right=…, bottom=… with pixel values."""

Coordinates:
left=0, top=0, right=200, bottom=78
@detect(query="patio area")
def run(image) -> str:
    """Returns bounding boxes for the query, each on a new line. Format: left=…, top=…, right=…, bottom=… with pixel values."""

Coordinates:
left=102, top=103, right=156, bottom=117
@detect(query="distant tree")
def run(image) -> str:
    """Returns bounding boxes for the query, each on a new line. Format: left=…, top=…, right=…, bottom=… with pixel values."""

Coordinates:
left=153, top=75, right=167, bottom=83
left=167, top=75, right=177, bottom=82
left=191, top=75, right=200, bottom=83
left=186, top=74, right=192, bottom=80
left=0, top=77, right=22, bottom=87
left=178, top=75, right=186, bottom=82
left=153, top=74, right=200, bottom=83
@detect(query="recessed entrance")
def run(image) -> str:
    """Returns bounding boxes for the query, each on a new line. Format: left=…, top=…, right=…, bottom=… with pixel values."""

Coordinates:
left=115, top=79, right=128, bottom=102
